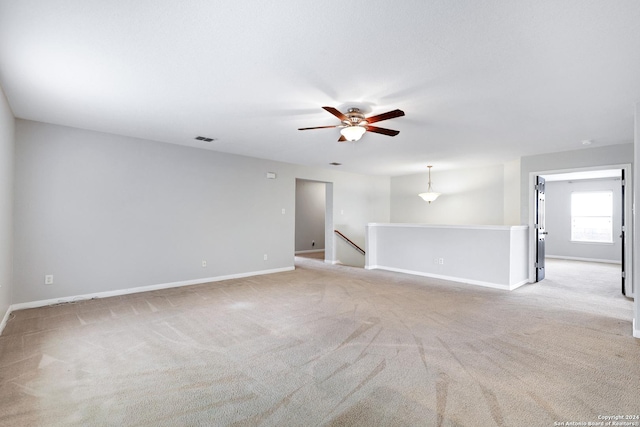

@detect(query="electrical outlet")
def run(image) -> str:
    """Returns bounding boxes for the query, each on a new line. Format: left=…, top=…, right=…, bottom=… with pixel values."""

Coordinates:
left=45, top=275, right=54, bottom=285
left=264, top=254, right=268, bottom=261
left=202, top=260, right=207, bottom=268
left=439, top=258, right=444, bottom=265
left=433, top=258, right=439, bottom=265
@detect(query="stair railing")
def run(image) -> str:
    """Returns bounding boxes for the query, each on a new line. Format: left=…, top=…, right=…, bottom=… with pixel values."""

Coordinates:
left=334, top=230, right=365, bottom=255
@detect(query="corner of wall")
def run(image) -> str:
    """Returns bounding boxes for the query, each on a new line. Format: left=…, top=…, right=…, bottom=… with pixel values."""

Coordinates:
left=0, top=83, right=16, bottom=327
left=634, top=102, right=640, bottom=337
left=503, top=159, right=521, bottom=225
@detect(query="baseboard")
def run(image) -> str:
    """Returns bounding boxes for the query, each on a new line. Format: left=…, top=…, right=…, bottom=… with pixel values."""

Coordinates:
left=0, top=305, right=11, bottom=336
left=509, top=279, right=530, bottom=290
left=295, top=249, right=325, bottom=254
left=9, top=266, right=295, bottom=312
left=368, top=265, right=524, bottom=291
left=546, top=255, right=622, bottom=265
left=634, top=319, right=640, bottom=339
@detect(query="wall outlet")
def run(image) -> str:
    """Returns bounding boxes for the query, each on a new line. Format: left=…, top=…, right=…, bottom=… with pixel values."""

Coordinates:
left=45, top=275, right=54, bottom=285
left=264, top=254, right=268, bottom=261
left=202, top=260, right=207, bottom=268
left=439, top=258, right=444, bottom=265
left=433, top=258, right=439, bottom=265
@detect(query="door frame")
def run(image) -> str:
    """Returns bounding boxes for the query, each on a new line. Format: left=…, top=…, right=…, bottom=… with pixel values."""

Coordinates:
left=293, top=178, right=335, bottom=264
left=534, top=175, right=546, bottom=282
left=527, top=163, right=634, bottom=297
left=324, top=182, right=336, bottom=264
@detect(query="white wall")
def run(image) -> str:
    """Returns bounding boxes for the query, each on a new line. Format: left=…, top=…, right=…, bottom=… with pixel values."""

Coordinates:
left=519, top=143, right=633, bottom=225
left=295, top=179, right=325, bottom=252
left=545, top=179, right=622, bottom=263
left=0, top=86, right=14, bottom=319
left=292, top=166, right=389, bottom=267
left=634, top=103, right=640, bottom=338
left=366, top=224, right=529, bottom=290
left=390, top=164, right=507, bottom=225
left=13, top=120, right=390, bottom=304
left=503, top=159, right=521, bottom=225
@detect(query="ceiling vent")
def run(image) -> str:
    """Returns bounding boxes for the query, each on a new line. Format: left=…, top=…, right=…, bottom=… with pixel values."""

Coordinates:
left=195, top=136, right=216, bottom=142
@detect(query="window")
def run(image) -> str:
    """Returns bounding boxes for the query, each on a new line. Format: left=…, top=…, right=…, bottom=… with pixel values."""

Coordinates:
left=570, top=191, right=613, bottom=243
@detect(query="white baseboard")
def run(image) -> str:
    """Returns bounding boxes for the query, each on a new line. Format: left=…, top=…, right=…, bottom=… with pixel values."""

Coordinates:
left=368, top=265, right=527, bottom=291
left=0, top=305, right=11, bottom=337
left=295, top=249, right=325, bottom=254
left=546, top=255, right=622, bottom=265
left=5, top=266, right=295, bottom=316
left=509, top=279, right=530, bottom=290
left=634, top=319, right=640, bottom=339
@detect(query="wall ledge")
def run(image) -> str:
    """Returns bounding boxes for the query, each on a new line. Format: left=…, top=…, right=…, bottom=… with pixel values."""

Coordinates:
left=368, top=223, right=528, bottom=231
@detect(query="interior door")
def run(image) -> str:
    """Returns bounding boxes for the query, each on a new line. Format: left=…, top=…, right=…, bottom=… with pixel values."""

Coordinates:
left=621, top=169, right=626, bottom=296
left=535, top=176, right=547, bottom=282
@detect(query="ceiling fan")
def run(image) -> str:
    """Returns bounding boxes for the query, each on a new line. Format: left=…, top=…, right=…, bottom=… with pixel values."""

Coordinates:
left=298, top=106, right=405, bottom=141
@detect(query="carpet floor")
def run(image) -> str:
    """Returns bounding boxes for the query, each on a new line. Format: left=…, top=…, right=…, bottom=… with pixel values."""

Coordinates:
left=0, top=257, right=638, bottom=426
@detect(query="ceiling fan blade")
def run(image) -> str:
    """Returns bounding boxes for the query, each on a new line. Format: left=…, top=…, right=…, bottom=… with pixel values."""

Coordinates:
left=298, top=125, right=340, bottom=131
left=365, top=125, right=400, bottom=137
left=322, top=106, right=347, bottom=121
left=338, top=135, right=347, bottom=142
left=365, top=109, right=405, bottom=124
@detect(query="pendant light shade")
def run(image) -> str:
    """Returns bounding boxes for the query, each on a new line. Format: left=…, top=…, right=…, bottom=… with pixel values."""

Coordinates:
left=340, top=125, right=366, bottom=141
left=418, top=191, right=440, bottom=202
left=418, top=165, right=441, bottom=203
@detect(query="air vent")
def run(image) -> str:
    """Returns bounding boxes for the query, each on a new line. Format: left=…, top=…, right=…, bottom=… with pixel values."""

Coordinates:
left=330, top=162, right=342, bottom=166
left=195, top=136, right=216, bottom=142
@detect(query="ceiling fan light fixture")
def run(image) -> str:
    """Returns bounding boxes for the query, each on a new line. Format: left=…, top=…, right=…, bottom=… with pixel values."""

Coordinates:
left=340, top=125, right=366, bottom=141
left=298, top=106, right=404, bottom=141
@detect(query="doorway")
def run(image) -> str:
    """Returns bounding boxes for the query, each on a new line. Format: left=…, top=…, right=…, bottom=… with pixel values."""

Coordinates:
left=294, top=179, right=334, bottom=264
left=535, top=258, right=633, bottom=320
left=528, top=165, right=633, bottom=299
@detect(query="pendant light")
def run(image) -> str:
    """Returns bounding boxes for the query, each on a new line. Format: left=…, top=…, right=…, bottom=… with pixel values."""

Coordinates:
left=418, top=165, right=441, bottom=203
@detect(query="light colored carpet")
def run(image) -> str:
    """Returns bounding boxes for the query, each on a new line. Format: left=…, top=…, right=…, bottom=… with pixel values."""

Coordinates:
left=0, top=258, right=637, bottom=426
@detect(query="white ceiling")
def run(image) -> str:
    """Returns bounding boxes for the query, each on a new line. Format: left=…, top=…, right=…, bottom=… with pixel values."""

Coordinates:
left=1, top=0, right=639, bottom=176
